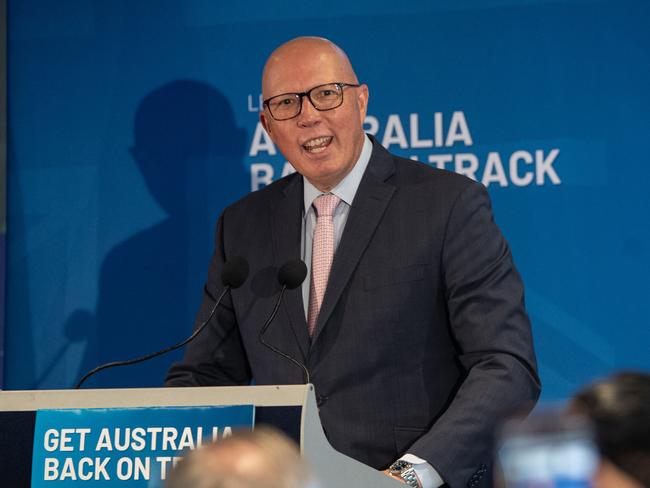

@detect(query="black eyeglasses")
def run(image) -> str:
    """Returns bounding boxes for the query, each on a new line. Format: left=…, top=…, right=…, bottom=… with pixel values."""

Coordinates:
left=263, top=82, right=361, bottom=121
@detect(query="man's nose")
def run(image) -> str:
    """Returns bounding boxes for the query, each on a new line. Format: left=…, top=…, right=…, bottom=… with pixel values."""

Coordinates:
left=297, top=97, right=321, bottom=127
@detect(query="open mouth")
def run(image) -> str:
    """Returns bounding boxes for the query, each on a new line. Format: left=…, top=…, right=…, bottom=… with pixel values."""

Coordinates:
left=302, top=136, right=333, bottom=154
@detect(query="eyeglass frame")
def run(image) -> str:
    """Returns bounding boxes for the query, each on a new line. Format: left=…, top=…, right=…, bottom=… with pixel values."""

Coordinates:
left=262, top=82, right=362, bottom=121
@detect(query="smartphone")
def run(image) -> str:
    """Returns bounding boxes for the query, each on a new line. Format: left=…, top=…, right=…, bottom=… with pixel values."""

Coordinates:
left=497, top=410, right=599, bottom=488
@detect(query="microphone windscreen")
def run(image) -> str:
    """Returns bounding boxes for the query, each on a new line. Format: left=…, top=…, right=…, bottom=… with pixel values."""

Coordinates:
left=221, top=256, right=249, bottom=288
left=278, top=259, right=307, bottom=289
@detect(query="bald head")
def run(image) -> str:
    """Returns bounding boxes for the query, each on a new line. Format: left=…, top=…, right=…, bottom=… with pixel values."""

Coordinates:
left=166, top=427, right=312, bottom=488
left=262, top=37, right=359, bottom=99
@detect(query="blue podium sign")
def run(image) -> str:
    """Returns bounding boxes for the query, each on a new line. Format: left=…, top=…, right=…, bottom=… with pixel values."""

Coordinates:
left=30, top=405, right=254, bottom=487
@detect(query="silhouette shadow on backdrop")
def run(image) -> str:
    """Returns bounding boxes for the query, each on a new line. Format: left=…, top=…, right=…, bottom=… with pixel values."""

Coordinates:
left=74, top=80, right=247, bottom=388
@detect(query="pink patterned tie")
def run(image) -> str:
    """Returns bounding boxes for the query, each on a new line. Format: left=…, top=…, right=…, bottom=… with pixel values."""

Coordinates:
left=307, top=194, right=341, bottom=337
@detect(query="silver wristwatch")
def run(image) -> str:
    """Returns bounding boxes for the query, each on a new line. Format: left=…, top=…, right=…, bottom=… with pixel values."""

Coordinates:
left=389, top=460, right=420, bottom=488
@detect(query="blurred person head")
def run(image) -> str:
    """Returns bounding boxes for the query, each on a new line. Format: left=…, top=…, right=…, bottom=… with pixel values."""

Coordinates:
left=570, top=371, right=650, bottom=488
left=165, top=426, right=313, bottom=488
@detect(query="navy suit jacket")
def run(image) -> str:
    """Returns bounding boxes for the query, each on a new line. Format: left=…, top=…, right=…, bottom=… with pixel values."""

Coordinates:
left=166, top=137, right=541, bottom=488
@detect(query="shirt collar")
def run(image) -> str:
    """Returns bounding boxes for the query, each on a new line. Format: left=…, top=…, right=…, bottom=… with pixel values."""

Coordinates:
left=303, top=134, right=372, bottom=214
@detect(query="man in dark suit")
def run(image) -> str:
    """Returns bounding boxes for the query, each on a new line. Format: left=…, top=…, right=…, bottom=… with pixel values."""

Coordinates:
left=166, top=37, right=540, bottom=488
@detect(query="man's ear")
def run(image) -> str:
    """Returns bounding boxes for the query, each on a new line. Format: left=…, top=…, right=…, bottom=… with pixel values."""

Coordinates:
left=260, top=110, right=273, bottom=140
left=357, top=84, right=369, bottom=121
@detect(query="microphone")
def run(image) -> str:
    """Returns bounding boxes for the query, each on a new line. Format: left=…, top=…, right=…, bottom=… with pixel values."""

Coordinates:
left=75, top=256, right=249, bottom=389
left=259, top=259, right=310, bottom=384
left=278, top=259, right=308, bottom=290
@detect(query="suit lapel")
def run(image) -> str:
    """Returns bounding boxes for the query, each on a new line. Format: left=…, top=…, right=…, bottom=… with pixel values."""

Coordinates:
left=310, top=142, right=396, bottom=346
left=270, top=175, right=311, bottom=360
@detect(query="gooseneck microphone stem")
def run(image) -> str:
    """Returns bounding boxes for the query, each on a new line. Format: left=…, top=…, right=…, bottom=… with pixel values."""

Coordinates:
left=259, top=285, right=310, bottom=384
left=75, top=285, right=232, bottom=389
left=258, top=259, right=310, bottom=384
left=259, top=285, right=286, bottom=338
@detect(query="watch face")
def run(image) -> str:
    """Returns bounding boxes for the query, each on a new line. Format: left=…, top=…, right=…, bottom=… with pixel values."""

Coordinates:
left=390, top=460, right=411, bottom=474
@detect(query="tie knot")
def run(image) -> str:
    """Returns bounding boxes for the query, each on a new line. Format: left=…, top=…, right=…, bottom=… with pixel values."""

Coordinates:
left=313, top=194, right=340, bottom=217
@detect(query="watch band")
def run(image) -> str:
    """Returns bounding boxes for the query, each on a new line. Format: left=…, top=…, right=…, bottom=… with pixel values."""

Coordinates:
left=389, top=460, right=421, bottom=488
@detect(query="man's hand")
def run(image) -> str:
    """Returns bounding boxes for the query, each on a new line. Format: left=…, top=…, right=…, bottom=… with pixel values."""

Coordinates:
left=382, top=469, right=407, bottom=484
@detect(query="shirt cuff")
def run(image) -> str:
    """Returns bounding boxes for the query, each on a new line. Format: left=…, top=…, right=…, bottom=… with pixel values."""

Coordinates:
left=400, top=453, right=445, bottom=488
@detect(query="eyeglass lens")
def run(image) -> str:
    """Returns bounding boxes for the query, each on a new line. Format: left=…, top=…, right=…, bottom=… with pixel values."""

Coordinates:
left=267, top=83, right=344, bottom=120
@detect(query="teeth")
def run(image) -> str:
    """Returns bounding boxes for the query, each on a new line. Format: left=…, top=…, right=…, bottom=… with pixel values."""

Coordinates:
left=303, top=136, right=332, bottom=151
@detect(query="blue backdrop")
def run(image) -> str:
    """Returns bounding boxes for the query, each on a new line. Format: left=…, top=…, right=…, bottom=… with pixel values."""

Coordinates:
left=5, top=0, right=650, bottom=399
